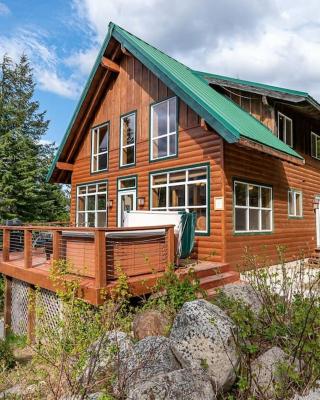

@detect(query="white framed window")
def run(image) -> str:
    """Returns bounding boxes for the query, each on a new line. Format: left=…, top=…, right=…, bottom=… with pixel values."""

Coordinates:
left=118, top=176, right=137, bottom=191
left=150, top=165, right=208, bottom=233
left=91, top=123, right=109, bottom=172
left=76, top=182, right=107, bottom=227
left=277, top=112, right=293, bottom=147
left=150, top=97, right=177, bottom=160
left=120, top=112, right=136, bottom=167
left=311, top=131, right=320, bottom=160
left=288, top=189, right=303, bottom=218
left=234, top=181, right=272, bottom=233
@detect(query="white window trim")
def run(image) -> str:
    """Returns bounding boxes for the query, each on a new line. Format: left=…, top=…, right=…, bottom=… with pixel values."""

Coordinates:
left=150, top=165, right=208, bottom=233
left=76, top=182, right=108, bottom=227
left=311, top=131, right=320, bottom=160
left=150, top=97, right=177, bottom=160
left=234, top=181, right=273, bottom=233
left=288, top=189, right=303, bottom=218
left=120, top=112, right=136, bottom=167
left=91, top=123, right=109, bottom=173
left=277, top=112, right=293, bottom=148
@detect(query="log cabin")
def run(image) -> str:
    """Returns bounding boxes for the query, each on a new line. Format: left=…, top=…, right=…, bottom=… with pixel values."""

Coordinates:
left=1, top=22, right=320, bottom=337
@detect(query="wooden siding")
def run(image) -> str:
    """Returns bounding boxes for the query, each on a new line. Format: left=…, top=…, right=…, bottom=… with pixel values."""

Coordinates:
left=70, top=54, right=225, bottom=262
left=224, top=143, right=320, bottom=269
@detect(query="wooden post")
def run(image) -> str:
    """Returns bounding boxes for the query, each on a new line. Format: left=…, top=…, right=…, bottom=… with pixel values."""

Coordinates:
left=166, top=226, right=175, bottom=268
left=2, top=229, right=10, bottom=262
left=52, top=230, right=62, bottom=262
left=27, top=285, right=36, bottom=343
left=24, top=229, right=32, bottom=268
left=4, top=276, right=12, bottom=337
left=94, top=230, right=107, bottom=288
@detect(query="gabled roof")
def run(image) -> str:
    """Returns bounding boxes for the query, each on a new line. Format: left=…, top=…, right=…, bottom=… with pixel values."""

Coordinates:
left=194, top=70, right=320, bottom=112
left=47, top=23, right=303, bottom=182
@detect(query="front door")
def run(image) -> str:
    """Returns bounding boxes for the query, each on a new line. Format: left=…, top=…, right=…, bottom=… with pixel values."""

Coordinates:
left=316, top=197, right=320, bottom=248
left=118, top=189, right=136, bottom=227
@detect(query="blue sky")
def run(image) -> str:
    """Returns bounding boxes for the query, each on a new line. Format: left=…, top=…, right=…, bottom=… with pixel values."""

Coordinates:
left=1, top=0, right=319, bottom=146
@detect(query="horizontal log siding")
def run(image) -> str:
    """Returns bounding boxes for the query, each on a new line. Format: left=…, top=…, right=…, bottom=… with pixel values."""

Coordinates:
left=224, top=143, right=320, bottom=270
left=70, top=55, right=224, bottom=262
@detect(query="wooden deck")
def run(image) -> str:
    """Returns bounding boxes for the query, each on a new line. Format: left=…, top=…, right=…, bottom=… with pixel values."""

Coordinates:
left=0, top=225, right=240, bottom=305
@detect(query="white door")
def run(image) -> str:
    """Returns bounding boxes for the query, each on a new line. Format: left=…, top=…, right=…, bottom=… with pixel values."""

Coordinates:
left=316, top=197, right=320, bottom=248
left=118, top=189, right=137, bottom=227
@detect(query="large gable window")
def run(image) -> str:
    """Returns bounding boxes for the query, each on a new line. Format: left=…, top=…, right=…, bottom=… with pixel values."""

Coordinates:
left=77, top=182, right=107, bottom=227
left=91, top=123, right=109, bottom=173
left=234, top=181, right=272, bottom=233
left=150, top=97, right=177, bottom=160
left=277, top=112, right=293, bottom=147
left=120, top=112, right=136, bottom=167
left=311, top=132, right=320, bottom=160
left=150, top=165, right=208, bottom=233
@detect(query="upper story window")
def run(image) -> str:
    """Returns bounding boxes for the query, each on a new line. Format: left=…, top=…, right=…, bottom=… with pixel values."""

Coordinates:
left=76, top=182, right=107, bottom=227
left=150, top=97, right=177, bottom=161
left=120, top=112, right=136, bottom=167
left=150, top=165, right=209, bottom=233
left=234, top=181, right=272, bottom=233
left=288, top=189, right=302, bottom=218
left=311, top=132, right=320, bottom=160
left=91, top=123, right=109, bottom=173
left=277, top=112, right=293, bottom=147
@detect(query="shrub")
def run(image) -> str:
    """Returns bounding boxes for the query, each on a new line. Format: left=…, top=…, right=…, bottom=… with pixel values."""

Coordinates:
left=214, top=249, right=320, bottom=400
left=0, top=337, right=15, bottom=370
left=148, top=265, right=205, bottom=313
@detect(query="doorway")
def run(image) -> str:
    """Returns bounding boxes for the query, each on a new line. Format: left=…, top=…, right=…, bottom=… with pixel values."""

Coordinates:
left=118, top=189, right=136, bottom=227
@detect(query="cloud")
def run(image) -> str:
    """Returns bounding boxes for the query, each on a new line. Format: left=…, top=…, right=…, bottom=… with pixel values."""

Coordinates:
left=0, top=2, right=10, bottom=16
left=0, top=28, right=81, bottom=99
left=71, top=0, right=320, bottom=101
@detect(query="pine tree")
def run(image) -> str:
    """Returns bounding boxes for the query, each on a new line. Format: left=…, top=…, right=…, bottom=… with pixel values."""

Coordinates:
left=0, top=54, right=69, bottom=222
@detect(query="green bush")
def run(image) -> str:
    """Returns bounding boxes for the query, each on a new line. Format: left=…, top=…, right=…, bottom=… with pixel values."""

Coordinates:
left=214, top=250, right=320, bottom=400
left=0, top=338, right=15, bottom=370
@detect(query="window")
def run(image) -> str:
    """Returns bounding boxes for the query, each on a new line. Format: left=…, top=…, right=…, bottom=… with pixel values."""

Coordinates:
left=234, top=181, right=272, bottom=233
left=91, top=123, right=109, bottom=172
left=311, top=132, right=320, bottom=160
left=150, top=97, right=177, bottom=160
left=150, top=165, right=208, bottom=233
left=77, top=182, right=107, bottom=227
left=118, top=177, right=137, bottom=190
left=277, top=112, right=293, bottom=147
left=288, top=189, right=302, bottom=218
left=120, top=112, right=136, bottom=167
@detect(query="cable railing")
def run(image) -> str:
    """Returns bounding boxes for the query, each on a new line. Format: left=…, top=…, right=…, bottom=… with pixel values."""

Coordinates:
left=0, top=224, right=175, bottom=289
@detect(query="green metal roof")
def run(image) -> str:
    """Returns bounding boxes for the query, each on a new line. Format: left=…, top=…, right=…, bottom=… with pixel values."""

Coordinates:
left=193, top=70, right=310, bottom=97
left=47, top=23, right=304, bottom=181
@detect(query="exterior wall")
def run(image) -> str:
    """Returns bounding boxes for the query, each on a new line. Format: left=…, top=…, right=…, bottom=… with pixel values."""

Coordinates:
left=224, top=143, right=320, bottom=270
left=70, top=55, right=225, bottom=262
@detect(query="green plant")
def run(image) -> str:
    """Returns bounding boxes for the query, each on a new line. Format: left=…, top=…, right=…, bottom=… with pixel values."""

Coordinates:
left=148, top=265, right=206, bottom=312
left=216, top=248, right=320, bottom=399
left=0, top=337, right=15, bottom=370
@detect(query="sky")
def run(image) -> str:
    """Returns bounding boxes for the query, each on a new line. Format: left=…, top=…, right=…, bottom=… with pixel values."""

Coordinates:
left=0, top=0, right=320, bottom=145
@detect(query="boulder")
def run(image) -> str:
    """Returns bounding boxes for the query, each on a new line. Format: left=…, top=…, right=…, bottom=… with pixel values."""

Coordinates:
left=118, top=336, right=181, bottom=393
left=128, top=368, right=217, bottom=400
left=133, top=309, right=170, bottom=340
left=292, top=386, right=320, bottom=400
left=251, top=346, right=301, bottom=399
left=80, top=331, right=133, bottom=384
left=220, top=282, right=262, bottom=315
left=169, top=300, right=238, bottom=392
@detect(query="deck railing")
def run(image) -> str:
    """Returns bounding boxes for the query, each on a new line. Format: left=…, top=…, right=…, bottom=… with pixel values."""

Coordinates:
left=0, top=225, right=175, bottom=288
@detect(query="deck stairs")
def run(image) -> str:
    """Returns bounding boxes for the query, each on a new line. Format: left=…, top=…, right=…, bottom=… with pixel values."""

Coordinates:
left=176, top=260, right=240, bottom=298
left=308, top=248, right=320, bottom=267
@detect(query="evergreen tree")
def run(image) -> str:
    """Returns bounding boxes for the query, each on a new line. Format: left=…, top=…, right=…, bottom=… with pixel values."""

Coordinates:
left=0, top=54, right=69, bottom=222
